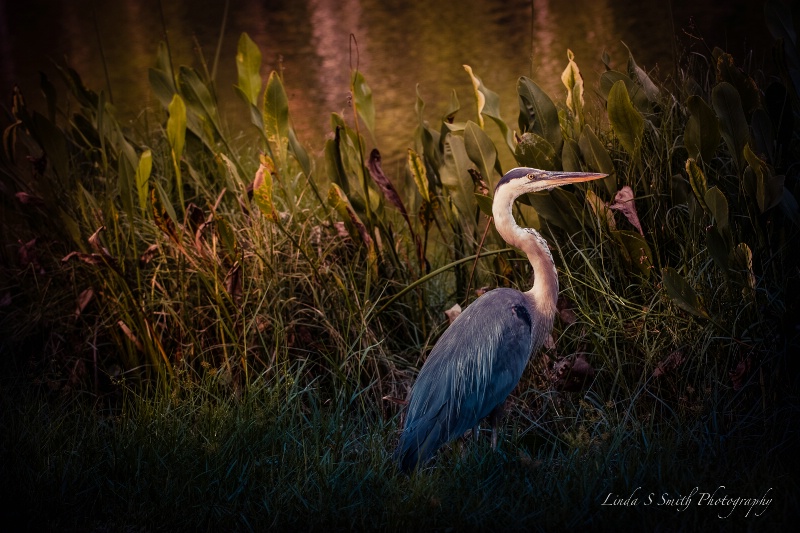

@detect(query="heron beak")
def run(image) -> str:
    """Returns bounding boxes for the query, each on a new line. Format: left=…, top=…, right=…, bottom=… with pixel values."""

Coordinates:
left=536, top=170, right=608, bottom=187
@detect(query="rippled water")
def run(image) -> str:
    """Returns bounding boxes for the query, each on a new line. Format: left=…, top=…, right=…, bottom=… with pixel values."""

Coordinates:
left=0, top=0, right=770, bottom=170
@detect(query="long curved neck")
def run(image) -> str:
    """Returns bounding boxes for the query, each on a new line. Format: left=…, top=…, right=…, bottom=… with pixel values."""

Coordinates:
left=492, top=185, right=559, bottom=320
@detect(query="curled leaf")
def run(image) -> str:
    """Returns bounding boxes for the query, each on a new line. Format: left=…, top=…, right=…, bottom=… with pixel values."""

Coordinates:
left=444, top=303, right=462, bottom=325
left=652, top=349, right=685, bottom=378
left=75, top=287, right=94, bottom=317
left=608, top=186, right=643, bottom=235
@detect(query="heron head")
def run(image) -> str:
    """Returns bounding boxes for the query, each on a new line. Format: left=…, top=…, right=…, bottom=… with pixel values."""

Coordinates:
left=495, top=167, right=608, bottom=194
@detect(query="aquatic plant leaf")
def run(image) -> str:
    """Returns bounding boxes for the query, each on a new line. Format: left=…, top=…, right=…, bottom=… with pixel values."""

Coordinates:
left=684, top=95, right=720, bottom=163
left=716, top=52, right=760, bottom=116
left=252, top=156, right=276, bottom=220
left=661, top=267, right=710, bottom=319
left=474, top=193, right=494, bottom=217
left=685, top=158, right=708, bottom=213
left=352, top=71, right=375, bottom=135
left=167, top=95, right=186, bottom=163
left=177, top=66, right=222, bottom=140
left=704, top=187, right=728, bottom=230
left=517, top=76, right=562, bottom=153
left=235, top=33, right=262, bottom=106
left=263, top=71, right=290, bottom=164
left=706, top=226, right=730, bottom=273
left=744, top=144, right=783, bottom=212
left=561, top=50, right=584, bottom=134
left=464, top=121, right=498, bottom=184
left=599, top=70, right=651, bottom=115
left=578, top=125, right=616, bottom=196
left=463, top=65, right=514, bottom=152
left=514, top=132, right=556, bottom=171
left=712, top=82, right=748, bottom=171
left=623, top=42, right=660, bottom=102
left=407, top=148, right=430, bottom=203
left=440, top=133, right=475, bottom=225
left=135, top=150, right=152, bottom=212
left=608, top=80, right=644, bottom=159
left=733, top=242, right=756, bottom=294
left=561, top=138, right=582, bottom=172
left=613, top=230, right=652, bottom=278
left=288, top=127, right=311, bottom=177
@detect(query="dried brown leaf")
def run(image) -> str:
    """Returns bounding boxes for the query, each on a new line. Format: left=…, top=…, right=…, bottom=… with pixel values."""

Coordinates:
left=117, top=320, right=144, bottom=351
left=139, top=244, right=160, bottom=265
left=609, top=186, right=643, bottom=235
left=729, top=355, right=752, bottom=390
left=75, top=287, right=94, bottom=317
left=88, top=226, right=113, bottom=259
left=15, top=191, right=44, bottom=205
left=652, top=349, right=685, bottom=378
left=551, top=353, right=596, bottom=392
left=225, top=262, right=242, bottom=302
left=557, top=296, right=577, bottom=325
left=62, top=251, right=104, bottom=266
left=444, top=303, right=462, bottom=324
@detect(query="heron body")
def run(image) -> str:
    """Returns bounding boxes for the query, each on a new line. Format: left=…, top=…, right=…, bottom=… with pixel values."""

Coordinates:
left=394, top=167, right=606, bottom=472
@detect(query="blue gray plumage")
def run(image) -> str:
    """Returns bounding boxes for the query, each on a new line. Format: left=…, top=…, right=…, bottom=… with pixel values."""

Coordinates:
left=394, top=167, right=606, bottom=473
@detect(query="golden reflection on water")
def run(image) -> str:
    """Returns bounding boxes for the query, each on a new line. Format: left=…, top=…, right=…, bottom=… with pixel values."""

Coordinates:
left=0, top=0, right=768, bottom=171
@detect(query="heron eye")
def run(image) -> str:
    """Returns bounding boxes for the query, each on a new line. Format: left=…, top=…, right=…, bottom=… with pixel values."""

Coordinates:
left=527, top=173, right=536, bottom=180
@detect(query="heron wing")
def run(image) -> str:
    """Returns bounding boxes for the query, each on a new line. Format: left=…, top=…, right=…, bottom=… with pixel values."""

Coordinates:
left=395, top=289, right=536, bottom=471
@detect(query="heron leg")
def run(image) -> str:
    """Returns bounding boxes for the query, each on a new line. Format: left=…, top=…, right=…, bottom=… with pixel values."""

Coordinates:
left=488, top=401, right=506, bottom=450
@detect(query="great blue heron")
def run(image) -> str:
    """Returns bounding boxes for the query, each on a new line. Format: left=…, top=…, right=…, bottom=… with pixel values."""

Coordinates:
left=394, top=167, right=606, bottom=472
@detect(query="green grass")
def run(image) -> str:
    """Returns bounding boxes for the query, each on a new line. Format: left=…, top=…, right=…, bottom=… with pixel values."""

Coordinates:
left=1, top=370, right=797, bottom=531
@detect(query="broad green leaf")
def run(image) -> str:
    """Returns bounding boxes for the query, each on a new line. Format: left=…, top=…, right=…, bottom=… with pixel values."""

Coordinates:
left=440, top=133, right=474, bottom=225
left=685, top=158, right=708, bottom=212
left=135, top=149, right=152, bottom=212
left=263, top=71, right=290, bottom=165
left=704, top=186, right=728, bottom=230
left=612, top=229, right=653, bottom=278
left=623, top=42, right=660, bottom=102
left=716, top=52, right=760, bottom=116
left=514, top=132, right=557, bottom=171
left=706, top=226, right=730, bottom=274
left=474, top=193, right=494, bottom=217
left=712, top=82, right=749, bottom=171
left=517, top=76, right=562, bottom=153
left=288, top=127, right=311, bottom=177
left=464, top=121, right=498, bottom=184
left=578, top=125, right=616, bottom=196
left=178, top=66, right=222, bottom=138
left=744, top=143, right=783, bottom=212
left=235, top=33, right=262, bottom=106
left=684, top=95, right=720, bottom=163
left=561, top=139, right=582, bottom=172
left=463, top=65, right=514, bottom=153
left=252, top=156, right=276, bottom=220
left=599, top=70, right=651, bottom=114
left=167, top=94, right=186, bottom=163
left=662, top=267, right=710, bottom=319
left=352, top=71, right=375, bottom=135
left=408, top=148, right=430, bottom=203
left=561, top=49, right=584, bottom=134
left=608, top=80, right=644, bottom=160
